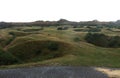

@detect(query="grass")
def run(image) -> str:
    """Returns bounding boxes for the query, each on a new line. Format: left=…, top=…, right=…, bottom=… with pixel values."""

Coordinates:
left=0, top=26, right=120, bottom=68
left=7, top=40, right=73, bottom=63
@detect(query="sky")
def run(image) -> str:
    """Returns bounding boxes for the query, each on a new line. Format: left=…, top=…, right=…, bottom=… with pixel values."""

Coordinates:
left=0, top=0, right=120, bottom=22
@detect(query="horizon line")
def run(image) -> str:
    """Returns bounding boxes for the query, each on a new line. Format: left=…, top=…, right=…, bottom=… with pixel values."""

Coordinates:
left=0, top=19, right=119, bottom=23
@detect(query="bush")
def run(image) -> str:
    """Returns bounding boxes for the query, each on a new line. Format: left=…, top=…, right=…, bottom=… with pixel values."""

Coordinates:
left=109, top=36, right=120, bottom=47
left=74, top=29, right=83, bottom=31
left=74, top=28, right=88, bottom=32
left=57, top=27, right=63, bottom=30
left=74, top=37, right=80, bottom=42
left=23, top=28, right=43, bottom=32
left=0, top=49, right=19, bottom=65
left=46, top=41, right=59, bottom=51
left=8, top=40, right=68, bottom=61
left=57, top=27, right=68, bottom=30
left=85, top=33, right=120, bottom=48
left=85, top=33, right=107, bottom=47
left=88, top=28, right=101, bottom=32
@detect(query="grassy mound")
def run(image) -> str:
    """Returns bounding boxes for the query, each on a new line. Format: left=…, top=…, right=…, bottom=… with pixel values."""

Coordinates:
left=9, top=31, right=31, bottom=36
left=22, top=28, right=43, bottom=32
left=5, top=37, right=35, bottom=48
left=0, top=48, right=19, bottom=65
left=7, top=40, right=72, bottom=62
left=1, top=26, right=120, bottom=68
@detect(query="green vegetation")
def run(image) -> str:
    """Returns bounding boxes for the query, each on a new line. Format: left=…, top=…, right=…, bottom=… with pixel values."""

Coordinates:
left=5, top=32, right=16, bottom=45
left=73, top=37, right=81, bottom=42
left=85, top=33, right=120, bottom=48
left=73, top=27, right=101, bottom=32
left=74, top=28, right=88, bottom=32
left=88, top=28, right=101, bottom=32
left=0, top=48, right=19, bottom=65
left=46, top=41, right=59, bottom=51
left=8, top=40, right=71, bottom=62
left=22, top=27, right=43, bottom=32
left=0, top=24, right=120, bottom=68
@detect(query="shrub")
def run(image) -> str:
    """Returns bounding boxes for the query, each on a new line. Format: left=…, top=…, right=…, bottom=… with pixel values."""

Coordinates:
left=74, top=29, right=83, bottom=31
left=23, top=28, right=42, bottom=32
left=0, top=49, right=19, bottom=65
left=57, top=27, right=68, bottom=30
left=74, top=37, right=80, bottom=42
left=109, top=36, right=120, bottom=47
left=88, top=28, right=101, bottom=32
left=74, top=28, right=88, bottom=32
left=85, top=33, right=120, bottom=48
left=46, top=41, right=59, bottom=51
left=8, top=40, right=69, bottom=61
left=85, top=33, right=108, bottom=47
left=63, top=27, right=69, bottom=30
left=57, top=27, right=63, bottom=30
left=35, top=50, right=42, bottom=55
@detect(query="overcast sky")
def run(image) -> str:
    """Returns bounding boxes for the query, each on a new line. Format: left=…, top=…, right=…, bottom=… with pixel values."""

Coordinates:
left=0, top=0, right=120, bottom=22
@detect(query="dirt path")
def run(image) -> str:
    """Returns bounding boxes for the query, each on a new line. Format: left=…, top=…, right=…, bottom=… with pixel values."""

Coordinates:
left=95, top=67, right=120, bottom=78
left=0, top=66, right=109, bottom=78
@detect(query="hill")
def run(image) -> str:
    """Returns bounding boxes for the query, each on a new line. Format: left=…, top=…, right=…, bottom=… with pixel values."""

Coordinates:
left=0, top=25, right=120, bottom=68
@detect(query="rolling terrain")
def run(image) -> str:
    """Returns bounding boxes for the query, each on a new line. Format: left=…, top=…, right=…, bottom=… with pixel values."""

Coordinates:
left=0, top=25, right=120, bottom=68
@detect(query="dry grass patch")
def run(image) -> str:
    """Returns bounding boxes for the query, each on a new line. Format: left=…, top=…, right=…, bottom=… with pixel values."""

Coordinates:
left=95, top=67, right=120, bottom=78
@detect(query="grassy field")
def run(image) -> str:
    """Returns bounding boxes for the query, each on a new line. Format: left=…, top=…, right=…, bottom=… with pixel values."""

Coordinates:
left=0, top=26, right=120, bottom=68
